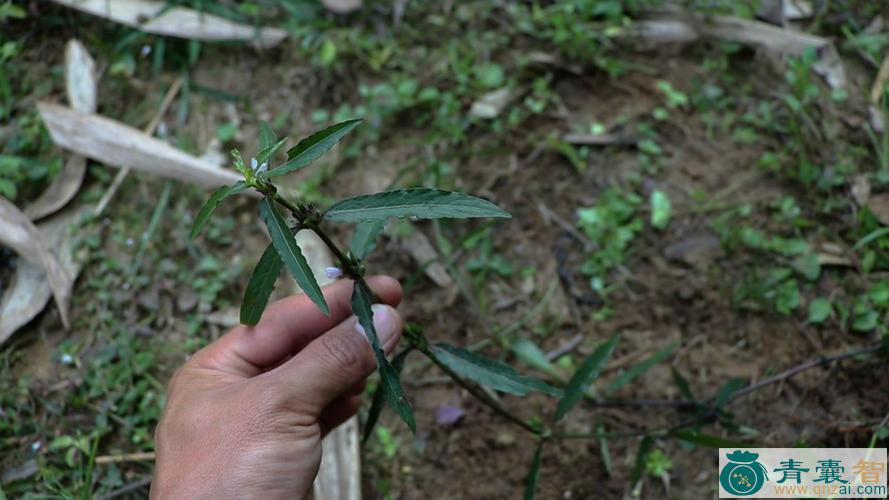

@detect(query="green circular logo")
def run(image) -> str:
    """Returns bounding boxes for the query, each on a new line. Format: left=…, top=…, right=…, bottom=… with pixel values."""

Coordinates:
left=720, top=450, right=769, bottom=496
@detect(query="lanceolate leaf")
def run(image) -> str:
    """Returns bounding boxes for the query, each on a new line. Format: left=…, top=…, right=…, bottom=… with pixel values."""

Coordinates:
left=363, top=348, right=412, bottom=444
left=259, top=121, right=276, bottom=150
left=258, top=197, right=329, bottom=315
left=240, top=244, right=284, bottom=326
left=350, top=220, right=385, bottom=260
left=631, top=436, right=654, bottom=484
left=524, top=441, right=544, bottom=500
left=604, top=340, right=679, bottom=395
left=672, top=431, right=756, bottom=448
left=324, top=188, right=511, bottom=223
left=265, top=119, right=362, bottom=178
left=429, top=343, right=561, bottom=397
left=352, top=281, right=415, bottom=433
left=255, top=136, right=288, bottom=166
left=190, top=181, right=249, bottom=239
left=554, top=334, right=620, bottom=421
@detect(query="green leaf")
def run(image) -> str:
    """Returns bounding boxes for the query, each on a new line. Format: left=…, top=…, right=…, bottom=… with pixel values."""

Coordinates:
left=631, top=436, right=654, bottom=484
left=523, top=441, right=544, bottom=500
left=649, top=190, right=671, bottom=230
left=258, top=197, right=329, bottom=315
left=255, top=137, right=288, bottom=166
left=190, top=181, right=249, bottom=239
left=350, top=220, right=386, bottom=260
left=363, top=348, right=412, bottom=444
left=240, top=244, right=284, bottom=326
left=324, top=188, right=511, bottom=223
left=511, top=338, right=561, bottom=379
left=604, top=341, right=679, bottom=395
left=265, top=119, right=362, bottom=177
left=670, top=367, right=695, bottom=402
left=259, top=121, right=276, bottom=150
left=554, top=334, right=620, bottom=421
left=672, top=431, right=756, bottom=448
left=429, top=343, right=561, bottom=397
left=807, top=297, right=832, bottom=324
left=712, top=378, right=745, bottom=409
left=792, top=253, right=821, bottom=281
left=352, top=281, right=415, bottom=433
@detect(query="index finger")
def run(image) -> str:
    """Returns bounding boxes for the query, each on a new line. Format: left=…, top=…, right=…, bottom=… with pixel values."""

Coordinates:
left=190, top=275, right=402, bottom=377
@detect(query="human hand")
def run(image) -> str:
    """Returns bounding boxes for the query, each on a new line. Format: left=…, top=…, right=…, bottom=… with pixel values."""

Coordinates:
left=150, top=276, right=403, bottom=499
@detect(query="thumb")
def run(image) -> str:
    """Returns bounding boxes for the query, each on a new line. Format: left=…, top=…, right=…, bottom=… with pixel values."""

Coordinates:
left=269, top=304, right=402, bottom=417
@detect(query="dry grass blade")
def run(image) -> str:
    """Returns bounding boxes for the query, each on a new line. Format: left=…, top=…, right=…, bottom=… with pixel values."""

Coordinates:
left=25, top=40, right=96, bottom=221
left=49, top=0, right=287, bottom=48
left=0, top=197, right=73, bottom=342
left=38, top=102, right=245, bottom=189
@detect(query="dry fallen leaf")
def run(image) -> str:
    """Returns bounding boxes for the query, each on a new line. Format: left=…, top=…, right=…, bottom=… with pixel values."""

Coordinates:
left=26, top=40, right=97, bottom=221
left=38, top=102, right=246, bottom=189
left=321, top=0, right=362, bottom=14
left=0, top=197, right=75, bottom=343
left=50, top=0, right=287, bottom=48
left=851, top=175, right=871, bottom=207
left=631, top=10, right=846, bottom=89
left=866, top=193, right=889, bottom=226
left=470, top=88, right=513, bottom=119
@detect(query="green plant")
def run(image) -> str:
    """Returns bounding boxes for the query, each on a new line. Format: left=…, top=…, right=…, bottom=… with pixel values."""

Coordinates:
left=192, top=120, right=658, bottom=499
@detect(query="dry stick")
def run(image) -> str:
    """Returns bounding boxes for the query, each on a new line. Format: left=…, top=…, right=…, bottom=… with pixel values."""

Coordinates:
left=98, top=477, right=153, bottom=500
left=94, top=451, right=155, bottom=464
left=553, top=343, right=885, bottom=441
left=94, top=76, right=184, bottom=215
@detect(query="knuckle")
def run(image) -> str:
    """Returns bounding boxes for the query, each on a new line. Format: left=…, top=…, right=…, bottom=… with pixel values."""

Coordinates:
left=318, top=332, right=374, bottom=376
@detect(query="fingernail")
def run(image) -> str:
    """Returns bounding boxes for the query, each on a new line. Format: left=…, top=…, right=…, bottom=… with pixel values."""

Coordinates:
left=355, top=304, right=398, bottom=343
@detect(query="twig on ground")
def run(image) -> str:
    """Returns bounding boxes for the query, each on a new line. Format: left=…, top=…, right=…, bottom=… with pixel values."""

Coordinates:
left=95, top=76, right=183, bottom=215
left=98, top=477, right=152, bottom=500
left=95, top=452, right=155, bottom=464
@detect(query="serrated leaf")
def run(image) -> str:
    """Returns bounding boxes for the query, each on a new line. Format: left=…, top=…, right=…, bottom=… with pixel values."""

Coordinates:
left=604, top=340, right=679, bottom=395
left=190, top=181, right=249, bottom=239
left=255, top=136, right=288, bottom=166
left=429, top=343, right=561, bottom=397
left=324, top=188, right=511, bottom=223
left=363, top=348, right=412, bottom=444
left=524, top=441, right=544, bottom=500
left=350, top=220, right=385, bottom=260
left=672, top=431, right=755, bottom=448
left=265, top=119, right=362, bottom=177
left=240, top=244, right=284, bottom=326
left=352, top=281, right=415, bottom=433
left=554, top=334, right=619, bottom=421
left=258, top=197, right=329, bottom=315
left=259, top=121, right=276, bottom=150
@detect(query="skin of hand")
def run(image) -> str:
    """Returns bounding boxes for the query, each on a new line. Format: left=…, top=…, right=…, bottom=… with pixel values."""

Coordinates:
left=150, top=276, right=403, bottom=499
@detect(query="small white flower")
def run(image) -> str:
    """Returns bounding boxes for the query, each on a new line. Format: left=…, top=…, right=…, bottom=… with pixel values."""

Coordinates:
left=141, top=44, right=152, bottom=57
left=251, top=157, right=258, bottom=171
left=257, top=162, right=269, bottom=173
left=31, top=441, right=42, bottom=452
left=60, top=353, right=74, bottom=365
left=325, top=267, right=343, bottom=279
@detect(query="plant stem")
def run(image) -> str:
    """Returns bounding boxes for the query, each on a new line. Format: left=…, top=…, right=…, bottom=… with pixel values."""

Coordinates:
left=420, top=346, right=541, bottom=435
left=266, top=190, right=541, bottom=436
